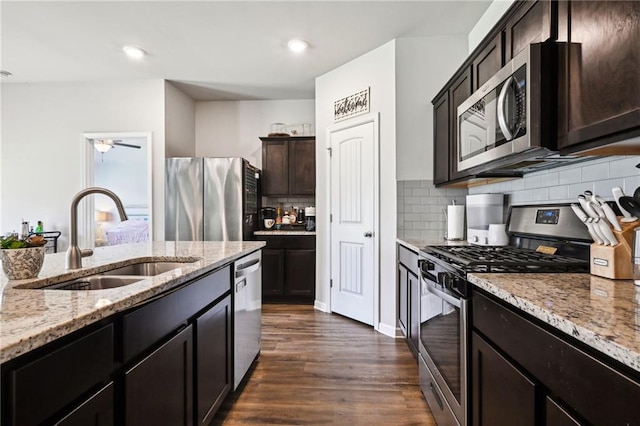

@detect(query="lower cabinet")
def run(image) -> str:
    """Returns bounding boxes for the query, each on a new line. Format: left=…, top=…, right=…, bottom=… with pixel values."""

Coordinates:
left=471, top=332, right=535, bottom=426
left=257, top=235, right=315, bottom=303
left=195, top=295, right=232, bottom=425
left=55, top=383, right=114, bottom=426
left=125, top=325, right=194, bottom=426
left=397, top=244, right=420, bottom=358
left=472, top=290, right=640, bottom=425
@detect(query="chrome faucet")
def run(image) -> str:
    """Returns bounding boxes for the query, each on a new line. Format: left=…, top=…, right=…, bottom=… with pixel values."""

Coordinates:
left=65, top=187, right=128, bottom=269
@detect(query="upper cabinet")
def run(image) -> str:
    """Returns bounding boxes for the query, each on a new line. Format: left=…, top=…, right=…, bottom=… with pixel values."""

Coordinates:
left=556, top=1, right=640, bottom=154
left=261, top=136, right=315, bottom=196
left=432, top=0, right=639, bottom=187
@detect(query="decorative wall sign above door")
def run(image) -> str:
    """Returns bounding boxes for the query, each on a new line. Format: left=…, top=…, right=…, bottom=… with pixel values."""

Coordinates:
left=334, top=87, right=370, bottom=122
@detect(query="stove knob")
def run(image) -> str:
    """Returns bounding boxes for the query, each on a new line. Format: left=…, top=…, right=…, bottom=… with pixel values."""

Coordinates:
left=420, top=260, right=435, bottom=271
left=472, top=235, right=479, bottom=243
left=483, top=236, right=488, bottom=245
left=437, top=272, right=451, bottom=287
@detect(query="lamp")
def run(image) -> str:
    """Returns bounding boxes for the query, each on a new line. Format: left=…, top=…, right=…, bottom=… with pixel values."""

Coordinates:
left=94, top=139, right=114, bottom=153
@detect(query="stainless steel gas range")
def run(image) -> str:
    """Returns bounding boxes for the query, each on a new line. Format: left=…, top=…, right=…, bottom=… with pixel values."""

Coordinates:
left=417, top=204, right=592, bottom=426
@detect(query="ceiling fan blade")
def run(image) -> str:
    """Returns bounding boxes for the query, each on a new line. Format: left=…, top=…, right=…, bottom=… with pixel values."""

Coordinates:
left=112, top=141, right=141, bottom=149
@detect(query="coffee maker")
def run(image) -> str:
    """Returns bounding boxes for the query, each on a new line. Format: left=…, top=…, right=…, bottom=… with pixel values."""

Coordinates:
left=260, top=207, right=276, bottom=230
left=466, top=194, right=505, bottom=245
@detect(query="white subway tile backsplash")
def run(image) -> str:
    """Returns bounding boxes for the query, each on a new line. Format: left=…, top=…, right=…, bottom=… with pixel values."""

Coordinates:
left=397, top=156, right=640, bottom=238
left=581, top=162, right=609, bottom=181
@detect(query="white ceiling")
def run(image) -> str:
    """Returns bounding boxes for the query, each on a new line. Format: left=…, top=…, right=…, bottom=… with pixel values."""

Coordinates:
left=1, top=1, right=491, bottom=101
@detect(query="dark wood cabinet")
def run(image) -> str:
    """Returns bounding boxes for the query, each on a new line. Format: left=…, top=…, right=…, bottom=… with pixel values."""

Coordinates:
left=256, top=235, right=315, bottom=303
left=397, top=244, right=419, bottom=358
left=432, top=92, right=450, bottom=186
left=473, top=34, right=503, bottom=89
left=125, top=325, right=194, bottom=426
left=472, top=290, right=640, bottom=425
left=471, top=331, right=536, bottom=426
left=195, top=295, right=232, bottom=425
left=556, top=1, right=640, bottom=153
left=504, top=0, right=553, bottom=61
left=261, top=136, right=315, bottom=196
left=55, top=383, right=114, bottom=426
left=5, top=324, right=114, bottom=426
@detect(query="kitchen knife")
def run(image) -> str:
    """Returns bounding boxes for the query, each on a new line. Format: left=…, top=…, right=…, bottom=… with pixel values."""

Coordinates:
left=578, top=195, right=608, bottom=244
left=570, top=204, right=603, bottom=244
left=612, top=187, right=638, bottom=222
left=588, top=201, right=619, bottom=245
left=588, top=193, right=622, bottom=231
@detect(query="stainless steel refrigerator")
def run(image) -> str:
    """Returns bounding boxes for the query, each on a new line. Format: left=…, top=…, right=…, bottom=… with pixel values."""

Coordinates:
left=165, top=157, right=259, bottom=241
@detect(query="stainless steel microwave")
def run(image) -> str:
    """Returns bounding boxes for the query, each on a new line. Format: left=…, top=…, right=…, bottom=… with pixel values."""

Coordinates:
left=456, top=43, right=558, bottom=174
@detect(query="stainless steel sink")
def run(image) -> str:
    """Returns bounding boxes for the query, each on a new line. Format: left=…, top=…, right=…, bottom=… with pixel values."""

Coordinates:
left=100, top=261, right=188, bottom=276
left=45, top=276, right=144, bottom=290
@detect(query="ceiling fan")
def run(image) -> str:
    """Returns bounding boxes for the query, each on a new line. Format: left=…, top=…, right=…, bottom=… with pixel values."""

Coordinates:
left=91, top=139, right=141, bottom=153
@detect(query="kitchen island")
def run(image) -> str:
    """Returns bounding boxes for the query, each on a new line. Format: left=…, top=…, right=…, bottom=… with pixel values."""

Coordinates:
left=1, top=240, right=264, bottom=425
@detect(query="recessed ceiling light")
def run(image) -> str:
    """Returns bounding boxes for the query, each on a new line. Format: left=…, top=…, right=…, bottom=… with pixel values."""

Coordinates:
left=123, top=45, right=146, bottom=59
left=0, top=70, right=12, bottom=79
left=287, top=39, right=308, bottom=53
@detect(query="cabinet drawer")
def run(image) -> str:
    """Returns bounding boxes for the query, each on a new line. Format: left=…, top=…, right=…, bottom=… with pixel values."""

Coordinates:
left=473, top=291, right=640, bottom=425
left=257, top=235, right=315, bottom=250
left=9, top=324, right=114, bottom=426
left=398, top=244, right=418, bottom=275
left=123, top=266, right=230, bottom=363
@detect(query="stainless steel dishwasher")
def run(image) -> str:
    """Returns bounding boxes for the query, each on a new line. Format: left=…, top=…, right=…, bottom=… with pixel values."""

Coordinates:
left=233, top=250, right=262, bottom=390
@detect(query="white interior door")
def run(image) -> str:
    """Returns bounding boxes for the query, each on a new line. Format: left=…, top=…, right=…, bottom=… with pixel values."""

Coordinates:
left=330, top=119, right=377, bottom=326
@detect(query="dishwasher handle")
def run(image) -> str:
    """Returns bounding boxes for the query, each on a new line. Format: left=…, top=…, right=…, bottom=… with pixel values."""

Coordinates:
left=235, top=258, right=261, bottom=278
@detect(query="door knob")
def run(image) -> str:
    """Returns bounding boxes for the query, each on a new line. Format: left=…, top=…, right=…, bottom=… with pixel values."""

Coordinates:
left=364, top=231, right=373, bottom=238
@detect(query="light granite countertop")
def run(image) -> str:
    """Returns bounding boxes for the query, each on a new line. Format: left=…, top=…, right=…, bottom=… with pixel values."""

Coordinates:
left=469, top=273, right=640, bottom=374
left=0, top=241, right=265, bottom=364
left=254, top=230, right=316, bottom=236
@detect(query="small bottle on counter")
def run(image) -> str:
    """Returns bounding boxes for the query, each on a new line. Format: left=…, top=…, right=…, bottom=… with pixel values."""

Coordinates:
left=35, top=221, right=44, bottom=233
left=276, top=205, right=282, bottom=224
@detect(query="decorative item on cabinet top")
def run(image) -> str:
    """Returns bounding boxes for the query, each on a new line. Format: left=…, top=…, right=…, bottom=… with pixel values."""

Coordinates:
left=268, top=122, right=313, bottom=137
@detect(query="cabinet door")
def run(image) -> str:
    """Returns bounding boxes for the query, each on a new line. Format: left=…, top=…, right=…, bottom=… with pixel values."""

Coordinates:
left=546, top=397, right=581, bottom=426
left=397, top=264, right=408, bottom=337
left=262, top=248, right=284, bottom=296
left=408, top=270, right=420, bottom=355
left=289, top=138, right=315, bottom=195
left=55, top=383, right=114, bottom=426
left=557, top=1, right=640, bottom=150
left=504, top=0, right=552, bottom=61
left=125, top=325, right=193, bottom=426
left=448, top=67, right=473, bottom=182
left=471, top=332, right=535, bottom=426
left=195, top=296, right=232, bottom=425
left=284, top=249, right=316, bottom=299
left=262, top=140, right=289, bottom=195
left=432, top=92, right=450, bottom=186
left=473, top=33, right=503, bottom=89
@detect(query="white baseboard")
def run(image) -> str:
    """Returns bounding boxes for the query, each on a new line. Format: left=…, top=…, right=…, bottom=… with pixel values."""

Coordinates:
left=377, top=322, right=403, bottom=338
left=314, top=300, right=328, bottom=312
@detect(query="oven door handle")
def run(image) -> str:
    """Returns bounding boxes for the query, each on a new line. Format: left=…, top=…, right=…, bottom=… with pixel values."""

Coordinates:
left=423, top=279, right=462, bottom=309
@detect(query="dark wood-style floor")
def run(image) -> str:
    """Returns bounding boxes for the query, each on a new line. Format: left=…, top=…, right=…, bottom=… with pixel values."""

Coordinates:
left=214, top=304, right=436, bottom=425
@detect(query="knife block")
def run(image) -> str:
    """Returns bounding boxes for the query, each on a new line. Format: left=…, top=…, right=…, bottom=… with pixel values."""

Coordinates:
left=590, top=220, right=638, bottom=279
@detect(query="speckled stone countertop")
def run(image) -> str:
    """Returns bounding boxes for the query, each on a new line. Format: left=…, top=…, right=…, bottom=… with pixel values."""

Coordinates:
left=396, top=237, right=469, bottom=252
left=254, top=230, right=316, bottom=236
left=0, top=241, right=265, bottom=364
left=468, top=273, right=640, bottom=373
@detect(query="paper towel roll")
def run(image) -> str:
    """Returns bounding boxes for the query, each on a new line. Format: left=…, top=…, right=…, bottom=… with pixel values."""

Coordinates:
left=446, top=205, right=465, bottom=240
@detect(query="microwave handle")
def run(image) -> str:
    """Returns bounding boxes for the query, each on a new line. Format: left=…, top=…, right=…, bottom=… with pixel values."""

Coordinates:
left=497, top=77, right=515, bottom=141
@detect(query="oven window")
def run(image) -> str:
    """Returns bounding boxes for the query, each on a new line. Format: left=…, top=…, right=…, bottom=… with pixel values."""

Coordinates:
left=421, top=292, right=461, bottom=403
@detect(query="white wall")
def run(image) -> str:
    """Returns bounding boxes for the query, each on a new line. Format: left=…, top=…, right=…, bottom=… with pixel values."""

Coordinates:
left=1, top=80, right=166, bottom=249
left=165, top=81, right=196, bottom=157
left=195, top=99, right=315, bottom=167
left=395, top=36, right=468, bottom=181
left=315, top=40, right=397, bottom=334
left=468, top=0, right=515, bottom=53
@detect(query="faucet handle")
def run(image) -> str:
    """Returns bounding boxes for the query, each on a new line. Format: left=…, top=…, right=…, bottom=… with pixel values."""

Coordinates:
left=81, top=248, right=94, bottom=258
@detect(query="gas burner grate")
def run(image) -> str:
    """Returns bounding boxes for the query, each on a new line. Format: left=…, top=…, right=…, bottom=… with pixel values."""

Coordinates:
left=423, top=245, right=588, bottom=273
